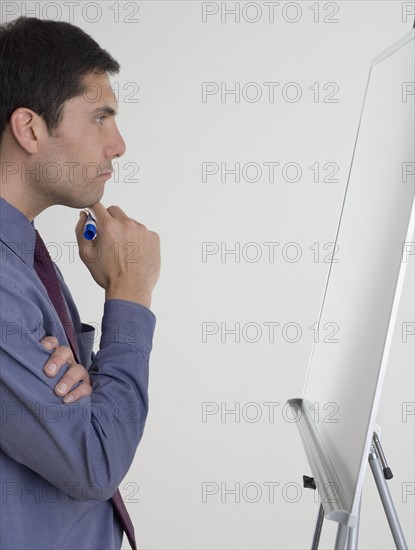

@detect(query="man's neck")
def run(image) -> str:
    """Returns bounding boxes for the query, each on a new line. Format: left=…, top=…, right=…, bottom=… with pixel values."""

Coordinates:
left=0, top=184, right=43, bottom=222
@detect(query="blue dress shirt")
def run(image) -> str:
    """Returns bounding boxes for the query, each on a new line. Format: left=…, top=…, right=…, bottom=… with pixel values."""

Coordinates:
left=0, top=197, right=156, bottom=549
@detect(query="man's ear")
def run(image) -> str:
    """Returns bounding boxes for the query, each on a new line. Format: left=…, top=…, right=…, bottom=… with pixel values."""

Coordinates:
left=8, top=108, right=47, bottom=154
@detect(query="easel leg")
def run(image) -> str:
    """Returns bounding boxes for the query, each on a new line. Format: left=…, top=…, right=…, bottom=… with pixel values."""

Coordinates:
left=369, top=445, right=408, bottom=549
left=311, top=504, right=324, bottom=549
left=345, top=526, right=358, bottom=549
left=312, top=503, right=360, bottom=549
left=309, top=434, right=408, bottom=550
left=345, top=495, right=362, bottom=549
left=334, top=523, right=348, bottom=550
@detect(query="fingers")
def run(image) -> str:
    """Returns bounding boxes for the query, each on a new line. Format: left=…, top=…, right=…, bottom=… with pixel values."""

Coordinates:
left=75, top=202, right=129, bottom=241
left=75, top=201, right=109, bottom=234
left=43, top=345, right=76, bottom=377
left=53, top=361, right=88, bottom=396
left=40, top=337, right=92, bottom=403
left=45, top=351, right=92, bottom=403
left=40, top=335, right=59, bottom=351
left=90, top=201, right=131, bottom=222
left=56, top=364, right=92, bottom=403
left=105, top=205, right=129, bottom=219
left=62, top=379, right=92, bottom=404
left=89, top=201, right=115, bottom=222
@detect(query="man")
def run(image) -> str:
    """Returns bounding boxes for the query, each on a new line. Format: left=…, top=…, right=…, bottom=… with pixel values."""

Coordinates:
left=0, top=16, right=160, bottom=550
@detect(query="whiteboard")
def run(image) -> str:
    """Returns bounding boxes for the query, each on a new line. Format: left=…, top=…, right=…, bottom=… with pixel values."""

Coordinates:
left=289, top=28, right=415, bottom=525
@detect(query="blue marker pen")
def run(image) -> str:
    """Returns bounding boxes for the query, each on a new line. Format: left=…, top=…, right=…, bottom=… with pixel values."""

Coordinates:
left=82, top=210, right=97, bottom=240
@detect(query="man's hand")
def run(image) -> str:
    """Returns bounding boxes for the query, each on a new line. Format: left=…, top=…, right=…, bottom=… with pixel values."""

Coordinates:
left=40, top=336, right=92, bottom=403
left=76, top=203, right=161, bottom=308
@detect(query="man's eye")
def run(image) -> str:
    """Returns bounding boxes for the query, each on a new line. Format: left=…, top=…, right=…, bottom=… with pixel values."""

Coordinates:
left=95, top=115, right=106, bottom=125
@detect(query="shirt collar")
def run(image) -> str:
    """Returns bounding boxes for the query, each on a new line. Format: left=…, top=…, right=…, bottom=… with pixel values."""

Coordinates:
left=0, top=196, right=37, bottom=268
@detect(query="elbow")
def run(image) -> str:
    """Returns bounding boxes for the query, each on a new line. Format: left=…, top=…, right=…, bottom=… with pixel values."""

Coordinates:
left=60, top=477, right=120, bottom=502
left=64, top=433, right=146, bottom=502
left=59, top=400, right=149, bottom=502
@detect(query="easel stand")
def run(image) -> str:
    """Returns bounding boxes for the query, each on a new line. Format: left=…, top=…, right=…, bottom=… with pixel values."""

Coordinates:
left=309, top=432, right=408, bottom=550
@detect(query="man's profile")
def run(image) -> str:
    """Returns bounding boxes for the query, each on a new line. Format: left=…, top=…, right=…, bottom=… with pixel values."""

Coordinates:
left=0, top=16, right=160, bottom=550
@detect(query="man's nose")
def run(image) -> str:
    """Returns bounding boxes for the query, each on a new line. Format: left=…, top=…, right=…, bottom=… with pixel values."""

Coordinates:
left=106, top=126, right=126, bottom=159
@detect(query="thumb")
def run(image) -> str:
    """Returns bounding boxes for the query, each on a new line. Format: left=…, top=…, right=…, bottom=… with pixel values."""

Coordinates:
left=40, top=335, right=59, bottom=350
left=88, top=201, right=112, bottom=224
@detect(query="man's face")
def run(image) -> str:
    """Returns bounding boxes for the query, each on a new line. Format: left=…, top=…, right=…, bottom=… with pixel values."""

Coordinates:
left=34, top=71, right=126, bottom=208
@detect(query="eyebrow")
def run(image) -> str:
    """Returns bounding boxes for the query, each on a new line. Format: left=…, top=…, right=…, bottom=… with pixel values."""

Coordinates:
left=90, top=105, right=118, bottom=116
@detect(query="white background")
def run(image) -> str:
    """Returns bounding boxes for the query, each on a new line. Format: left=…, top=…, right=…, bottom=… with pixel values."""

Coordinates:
left=13, top=0, right=414, bottom=548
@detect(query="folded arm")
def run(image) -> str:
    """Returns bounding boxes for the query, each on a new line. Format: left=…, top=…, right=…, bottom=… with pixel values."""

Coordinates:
left=0, top=276, right=156, bottom=502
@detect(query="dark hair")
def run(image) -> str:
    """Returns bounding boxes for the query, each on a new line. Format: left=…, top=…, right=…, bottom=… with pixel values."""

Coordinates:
left=0, top=16, right=120, bottom=143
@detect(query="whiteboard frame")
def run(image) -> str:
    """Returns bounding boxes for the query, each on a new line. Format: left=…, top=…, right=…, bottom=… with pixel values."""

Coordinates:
left=287, top=27, right=415, bottom=527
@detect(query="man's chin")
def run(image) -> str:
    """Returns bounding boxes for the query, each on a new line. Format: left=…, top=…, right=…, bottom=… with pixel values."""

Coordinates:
left=64, top=188, right=105, bottom=210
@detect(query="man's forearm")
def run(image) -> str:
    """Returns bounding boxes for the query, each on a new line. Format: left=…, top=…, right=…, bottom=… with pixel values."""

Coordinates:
left=0, top=282, right=156, bottom=502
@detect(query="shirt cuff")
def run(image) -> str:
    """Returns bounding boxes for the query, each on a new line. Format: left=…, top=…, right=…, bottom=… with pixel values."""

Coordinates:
left=99, top=299, right=156, bottom=355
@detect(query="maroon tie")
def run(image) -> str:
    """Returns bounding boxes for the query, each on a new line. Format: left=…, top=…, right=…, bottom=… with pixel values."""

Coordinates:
left=33, top=229, right=137, bottom=550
